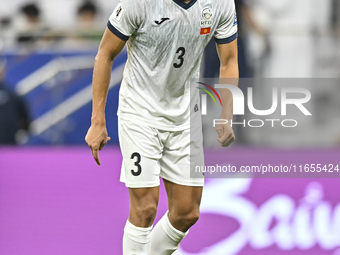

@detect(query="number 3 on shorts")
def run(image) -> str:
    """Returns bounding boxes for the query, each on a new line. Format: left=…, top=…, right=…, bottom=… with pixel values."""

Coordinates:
left=131, top=152, right=142, bottom=176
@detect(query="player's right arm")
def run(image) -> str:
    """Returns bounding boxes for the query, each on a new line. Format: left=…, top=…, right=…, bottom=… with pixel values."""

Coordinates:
left=85, top=28, right=126, bottom=166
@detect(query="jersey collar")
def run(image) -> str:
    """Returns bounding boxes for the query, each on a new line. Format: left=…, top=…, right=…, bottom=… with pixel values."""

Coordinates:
left=172, top=0, right=198, bottom=10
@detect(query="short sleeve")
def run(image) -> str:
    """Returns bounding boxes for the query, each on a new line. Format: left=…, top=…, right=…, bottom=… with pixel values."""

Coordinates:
left=214, top=1, right=238, bottom=44
left=107, top=0, right=142, bottom=41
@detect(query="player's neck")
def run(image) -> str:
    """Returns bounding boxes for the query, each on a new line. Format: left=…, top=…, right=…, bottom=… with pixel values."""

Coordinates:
left=181, top=0, right=192, bottom=3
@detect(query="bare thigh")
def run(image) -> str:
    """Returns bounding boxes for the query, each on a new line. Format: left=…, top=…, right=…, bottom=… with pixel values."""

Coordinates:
left=128, top=186, right=160, bottom=228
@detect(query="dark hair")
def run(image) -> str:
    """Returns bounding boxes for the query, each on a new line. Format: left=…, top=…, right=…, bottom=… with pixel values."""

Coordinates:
left=21, top=3, right=40, bottom=17
left=78, top=1, right=97, bottom=15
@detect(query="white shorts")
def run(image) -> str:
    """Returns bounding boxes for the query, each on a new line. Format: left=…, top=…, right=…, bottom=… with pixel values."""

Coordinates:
left=118, top=118, right=205, bottom=188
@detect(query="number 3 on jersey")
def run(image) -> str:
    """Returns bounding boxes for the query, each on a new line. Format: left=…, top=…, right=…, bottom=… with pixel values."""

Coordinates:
left=173, top=47, right=185, bottom=68
left=131, top=152, right=142, bottom=176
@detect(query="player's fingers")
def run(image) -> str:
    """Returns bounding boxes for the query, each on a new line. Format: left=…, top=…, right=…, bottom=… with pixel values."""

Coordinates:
left=92, top=148, right=100, bottom=165
left=217, top=131, right=232, bottom=144
left=222, top=135, right=235, bottom=147
left=84, top=130, right=91, bottom=145
left=99, top=136, right=111, bottom=151
left=216, top=125, right=224, bottom=138
left=99, top=140, right=106, bottom=151
left=85, top=136, right=89, bottom=146
left=223, top=138, right=234, bottom=147
left=218, top=132, right=234, bottom=147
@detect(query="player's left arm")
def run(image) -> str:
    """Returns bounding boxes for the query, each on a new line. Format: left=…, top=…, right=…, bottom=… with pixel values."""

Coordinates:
left=216, top=39, right=239, bottom=147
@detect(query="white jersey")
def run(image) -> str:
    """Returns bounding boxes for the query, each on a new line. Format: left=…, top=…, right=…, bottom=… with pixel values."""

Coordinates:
left=108, top=0, right=237, bottom=130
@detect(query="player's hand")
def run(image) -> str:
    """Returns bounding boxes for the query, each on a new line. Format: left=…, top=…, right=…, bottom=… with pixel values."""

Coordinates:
left=85, top=124, right=111, bottom=165
left=216, top=118, right=235, bottom=147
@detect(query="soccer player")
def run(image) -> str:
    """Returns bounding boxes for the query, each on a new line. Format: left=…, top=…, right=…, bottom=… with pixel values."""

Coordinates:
left=85, top=0, right=238, bottom=254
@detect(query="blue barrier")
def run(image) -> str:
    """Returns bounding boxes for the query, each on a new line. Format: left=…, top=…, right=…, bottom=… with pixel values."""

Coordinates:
left=2, top=50, right=127, bottom=145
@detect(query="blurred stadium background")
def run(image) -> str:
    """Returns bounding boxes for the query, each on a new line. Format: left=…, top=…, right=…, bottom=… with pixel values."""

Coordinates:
left=1, top=0, right=340, bottom=255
